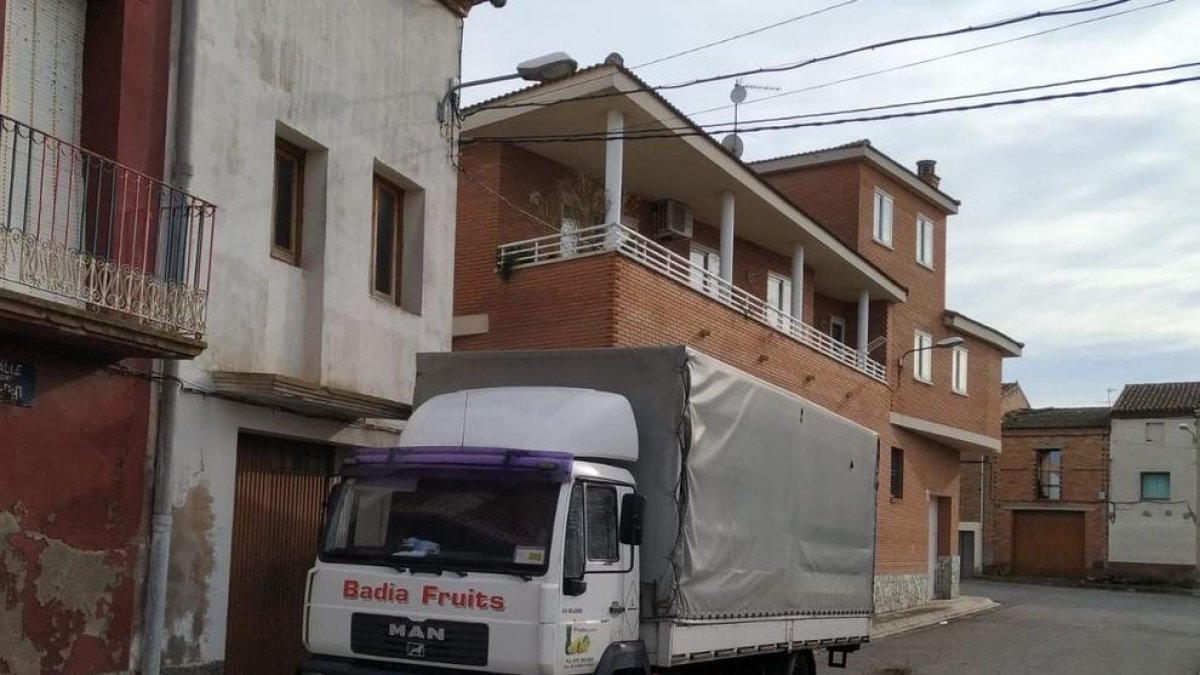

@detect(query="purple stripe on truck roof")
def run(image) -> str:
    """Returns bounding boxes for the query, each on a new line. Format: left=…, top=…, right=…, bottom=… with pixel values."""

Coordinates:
left=344, top=446, right=573, bottom=481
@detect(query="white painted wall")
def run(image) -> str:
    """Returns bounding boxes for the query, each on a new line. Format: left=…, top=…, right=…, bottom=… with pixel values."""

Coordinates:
left=162, top=0, right=466, bottom=666
left=182, top=0, right=460, bottom=401
left=1108, top=417, right=1199, bottom=566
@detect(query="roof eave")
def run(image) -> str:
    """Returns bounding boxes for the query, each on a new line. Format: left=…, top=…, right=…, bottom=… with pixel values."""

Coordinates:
left=753, top=144, right=961, bottom=215
left=945, top=310, right=1023, bottom=357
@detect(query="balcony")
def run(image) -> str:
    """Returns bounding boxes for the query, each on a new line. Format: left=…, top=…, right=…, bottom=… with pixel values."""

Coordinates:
left=0, top=115, right=216, bottom=358
left=496, top=224, right=888, bottom=382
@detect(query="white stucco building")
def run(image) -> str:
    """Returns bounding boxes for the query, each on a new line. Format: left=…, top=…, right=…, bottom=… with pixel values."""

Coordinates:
left=1107, top=382, right=1200, bottom=582
left=153, top=1, right=501, bottom=672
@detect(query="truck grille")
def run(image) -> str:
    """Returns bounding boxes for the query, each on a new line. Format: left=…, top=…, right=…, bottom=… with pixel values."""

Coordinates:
left=350, top=613, right=489, bottom=667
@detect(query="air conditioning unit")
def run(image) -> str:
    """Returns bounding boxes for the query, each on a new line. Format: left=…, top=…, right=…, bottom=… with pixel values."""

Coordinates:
left=651, top=199, right=694, bottom=240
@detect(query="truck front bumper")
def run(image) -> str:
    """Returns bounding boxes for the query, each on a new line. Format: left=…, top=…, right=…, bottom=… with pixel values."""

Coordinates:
left=298, top=655, right=458, bottom=675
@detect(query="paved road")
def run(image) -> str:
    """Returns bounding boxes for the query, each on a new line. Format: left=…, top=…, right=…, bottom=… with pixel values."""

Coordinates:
left=840, top=580, right=1200, bottom=675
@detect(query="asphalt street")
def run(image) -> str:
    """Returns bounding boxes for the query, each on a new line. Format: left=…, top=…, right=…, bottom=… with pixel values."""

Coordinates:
left=840, top=580, right=1200, bottom=675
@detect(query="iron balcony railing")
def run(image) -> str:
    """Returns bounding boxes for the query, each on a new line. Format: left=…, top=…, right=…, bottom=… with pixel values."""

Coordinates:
left=497, top=224, right=888, bottom=382
left=0, top=114, right=216, bottom=337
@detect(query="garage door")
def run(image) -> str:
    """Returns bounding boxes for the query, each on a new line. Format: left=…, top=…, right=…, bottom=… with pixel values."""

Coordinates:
left=1012, top=510, right=1085, bottom=578
left=225, top=434, right=338, bottom=675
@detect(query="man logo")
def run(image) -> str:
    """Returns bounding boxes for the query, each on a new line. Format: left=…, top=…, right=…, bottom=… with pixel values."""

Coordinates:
left=388, top=623, right=445, bottom=641
left=407, top=642, right=426, bottom=658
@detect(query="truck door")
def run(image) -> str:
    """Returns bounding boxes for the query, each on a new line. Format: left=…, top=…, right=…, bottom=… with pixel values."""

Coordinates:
left=560, top=482, right=639, bottom=673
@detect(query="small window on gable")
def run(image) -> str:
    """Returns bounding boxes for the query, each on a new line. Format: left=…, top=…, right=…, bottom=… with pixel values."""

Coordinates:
left=1036, top=449, right=1062, bottom=500
left=1145, top=422, right=1165, bottom=443
left=951, top=346, right=969, bottom=395
left=873, top=190, right=894, bottom=246
left=272, top=138, right=306, bottom=264
left=916, top=215, right=934, bottom=268
left=913, top=331, right=933, bottom=383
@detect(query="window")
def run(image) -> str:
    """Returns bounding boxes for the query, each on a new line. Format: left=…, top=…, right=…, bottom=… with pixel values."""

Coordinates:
left=951, top=346, right=969, bottom=395
left=913, top=331, right=933, bottom=383
left=766, top=272, right=793, bottom=329
left=1145, top=422, right=1165, bottom=443
left=1036, top=450, right=1062, bottom=500
left=585, top=485, right=619, bottom=562
left=916, top=216, right=934, bottom=268
left=371, top=175, right=404, bottom=301
left=1140, top=472, right=1171, bottom=500
left=829, top=316, right=847, bottom=344
left=564, top=484, right=585, bottom=579
left=873, top=190, right=894, bottom=246
left=890, top=448, right=904, bottom=499
left=689, top=245, right=721, bottom=297
left=272, top=138, right=305, bottom=263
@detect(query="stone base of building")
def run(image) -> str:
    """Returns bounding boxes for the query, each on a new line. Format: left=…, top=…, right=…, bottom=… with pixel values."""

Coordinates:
left=935, top=555, right=961, bottom=599
left=874, top=574, right=932, bottom=614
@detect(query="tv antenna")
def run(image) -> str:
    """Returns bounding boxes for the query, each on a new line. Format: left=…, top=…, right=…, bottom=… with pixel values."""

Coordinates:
left=722, top=78, right=780, bottom=158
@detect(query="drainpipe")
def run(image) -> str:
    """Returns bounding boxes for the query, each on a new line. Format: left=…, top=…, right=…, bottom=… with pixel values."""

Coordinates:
left=141, top=1, right=197, bottom=673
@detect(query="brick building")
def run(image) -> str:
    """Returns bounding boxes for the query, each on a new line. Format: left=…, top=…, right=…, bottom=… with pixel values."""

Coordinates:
left=989, top=407, right=1111, bottom=578
left=454, top=64, right=1021, bottom=612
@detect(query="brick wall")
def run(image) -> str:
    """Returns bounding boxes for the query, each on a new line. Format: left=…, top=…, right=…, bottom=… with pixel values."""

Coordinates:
left=456, top=142, right=969, bottom=583
left=988, top=428, right=1110, bottom=575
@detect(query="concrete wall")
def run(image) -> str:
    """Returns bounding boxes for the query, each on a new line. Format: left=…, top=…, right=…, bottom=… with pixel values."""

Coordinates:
left=161, top=0, right=464, bottom=668
left=1108, top=417, right=1199, bottom=573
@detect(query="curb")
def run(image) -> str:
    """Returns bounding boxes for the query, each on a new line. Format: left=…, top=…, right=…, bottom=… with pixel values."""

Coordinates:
left=871, top=599, right=999, bottom=640
left=972, top=575, right=1199, bottom=597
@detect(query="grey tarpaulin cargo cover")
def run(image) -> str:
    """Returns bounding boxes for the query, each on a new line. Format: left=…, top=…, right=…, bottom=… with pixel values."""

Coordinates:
left=414, top=346, right=878, bottom=620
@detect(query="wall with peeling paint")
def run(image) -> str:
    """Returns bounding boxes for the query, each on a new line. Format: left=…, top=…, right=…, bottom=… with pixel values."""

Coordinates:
left=0, top=344, right=151, bottom=674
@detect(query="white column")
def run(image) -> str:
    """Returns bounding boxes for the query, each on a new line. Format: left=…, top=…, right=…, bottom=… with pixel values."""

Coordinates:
left=857, top=289, right=870, bottom=358
left=719, top=192, right=735, bottom=284
left=791, top=243, right=805, bottom=321
left=604, top=110, right=624, bottom=227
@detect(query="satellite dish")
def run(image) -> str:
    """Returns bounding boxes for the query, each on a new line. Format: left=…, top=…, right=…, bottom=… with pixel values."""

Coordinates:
left=731, top=83, right=748, bottom=104
left=722, top=134, right=745, bottom=158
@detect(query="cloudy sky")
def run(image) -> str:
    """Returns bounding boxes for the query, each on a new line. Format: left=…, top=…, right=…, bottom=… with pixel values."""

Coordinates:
left=460, top=0, right=1200, bottom=407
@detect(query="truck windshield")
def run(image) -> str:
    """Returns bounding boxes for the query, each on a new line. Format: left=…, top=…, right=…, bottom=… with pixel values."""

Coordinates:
left=321, top=473, right=559, bottom=575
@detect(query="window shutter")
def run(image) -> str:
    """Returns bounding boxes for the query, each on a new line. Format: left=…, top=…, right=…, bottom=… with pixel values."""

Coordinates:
left=2, top=0, right=87, bottom=140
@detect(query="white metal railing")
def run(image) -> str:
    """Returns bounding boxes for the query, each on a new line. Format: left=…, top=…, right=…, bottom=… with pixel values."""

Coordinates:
left=497, top=224, right=888, bottom=382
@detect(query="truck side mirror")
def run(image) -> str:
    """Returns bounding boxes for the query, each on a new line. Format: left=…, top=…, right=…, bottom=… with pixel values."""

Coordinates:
left=619, top=493, right=645, bottom=546
left=563, top=577, right=588, bottom=596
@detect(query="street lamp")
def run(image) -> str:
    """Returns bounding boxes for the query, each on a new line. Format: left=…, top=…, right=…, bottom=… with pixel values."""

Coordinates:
left=1177, top=412, right=1200, bottom=586
left=438, top=52, right=579, bottom=123
left=897, top=336, right=965, bottom=371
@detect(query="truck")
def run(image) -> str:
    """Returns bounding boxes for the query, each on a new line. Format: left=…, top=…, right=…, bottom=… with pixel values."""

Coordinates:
left=300, top=346, right=878, bottom=675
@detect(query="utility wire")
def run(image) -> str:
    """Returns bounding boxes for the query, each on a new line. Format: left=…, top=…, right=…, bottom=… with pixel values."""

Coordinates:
left=683, top=0, right=1176, bottom=120
left=467, top=0, right=1136, bottom=114
left=631, top=0, right=862, bottom=70
left=688, top=60, right=1200, bottom=131
left=654, top=0, right=1136, bottom=92
left=462, top=74, right=1200, bottom=144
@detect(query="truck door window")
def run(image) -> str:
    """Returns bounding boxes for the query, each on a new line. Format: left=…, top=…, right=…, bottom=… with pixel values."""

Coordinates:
left=564, top=484, right=586, bottom=579
left=585, top=485, right=619, bottom=563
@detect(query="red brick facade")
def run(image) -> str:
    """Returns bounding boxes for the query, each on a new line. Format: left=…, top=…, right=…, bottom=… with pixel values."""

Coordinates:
left=989, top=428, right=1110, bottom=576
left=454, top=139, right=1011, bottom=601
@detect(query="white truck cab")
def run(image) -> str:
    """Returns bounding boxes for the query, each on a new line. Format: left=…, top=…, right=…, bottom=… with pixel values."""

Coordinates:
left=302, top=388, right=651, bottom=675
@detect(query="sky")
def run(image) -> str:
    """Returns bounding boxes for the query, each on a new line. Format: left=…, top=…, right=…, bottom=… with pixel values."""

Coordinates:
left=460, top=0, right=1200, bottom=407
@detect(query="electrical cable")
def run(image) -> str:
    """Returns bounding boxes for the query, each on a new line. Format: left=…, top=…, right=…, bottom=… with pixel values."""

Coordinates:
left=461, top=74, right=1200, bottom=145
left=680, top=0, right=1177, bottom=121
left=631, top=0, right=862, bottom=70
left=466, top=0, right=1137, bottom=115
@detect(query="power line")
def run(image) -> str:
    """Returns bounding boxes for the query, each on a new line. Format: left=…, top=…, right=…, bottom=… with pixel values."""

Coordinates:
left=683, top=0, right=1176, bottom=121
left=461, top=74, right=1200, bottom=145
left=690, top=60, right=1200, bottom=131
left=466, top=0, right=1136, bottom=114
left=653, top=0, right=1136, bottom=92
left=631, top=0, right=862, bottom=70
